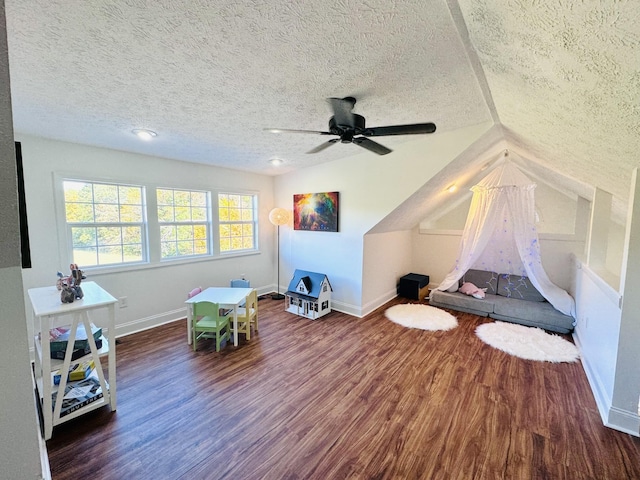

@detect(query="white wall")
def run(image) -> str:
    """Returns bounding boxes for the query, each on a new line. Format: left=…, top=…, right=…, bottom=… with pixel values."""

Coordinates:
left=17, top=135, right=276, bottom=338
left=362, top=230, right=413, bottom=310
left=275, top=123, right=491, bottom=316
left=0, top=1, right=47, bottom=476
left=573, top=263, right=621, bottom=417
left=412, top=230, right=583, bottom=292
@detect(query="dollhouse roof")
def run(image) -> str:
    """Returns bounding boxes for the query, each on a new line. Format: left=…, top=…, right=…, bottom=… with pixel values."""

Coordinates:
left=286, top=269, right=332, bottom=299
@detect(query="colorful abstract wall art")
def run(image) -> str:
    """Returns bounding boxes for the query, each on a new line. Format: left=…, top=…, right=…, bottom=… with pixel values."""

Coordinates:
left=293, top=192, right=339, bottom=232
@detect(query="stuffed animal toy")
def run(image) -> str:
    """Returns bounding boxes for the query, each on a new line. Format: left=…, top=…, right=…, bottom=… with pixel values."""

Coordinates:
left=57, top=264, right=86, bottom=302
left=459, top=282, right=488, bottom=299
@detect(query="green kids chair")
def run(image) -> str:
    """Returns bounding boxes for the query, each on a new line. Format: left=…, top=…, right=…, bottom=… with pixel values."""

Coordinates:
left=192, top=301, right=231, bottom=352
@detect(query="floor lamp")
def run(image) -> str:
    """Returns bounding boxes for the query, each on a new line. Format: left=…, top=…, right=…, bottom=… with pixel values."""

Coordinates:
left=269, top=207, right=290, bottom=300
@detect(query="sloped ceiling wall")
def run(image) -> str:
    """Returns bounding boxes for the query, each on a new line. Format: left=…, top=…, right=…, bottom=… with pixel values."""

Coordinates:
left=459, top=0, right=640, bottom=217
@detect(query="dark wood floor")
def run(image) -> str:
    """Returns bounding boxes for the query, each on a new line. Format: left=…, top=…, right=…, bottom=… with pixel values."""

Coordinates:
left=46, top=296, right=640, bottom=479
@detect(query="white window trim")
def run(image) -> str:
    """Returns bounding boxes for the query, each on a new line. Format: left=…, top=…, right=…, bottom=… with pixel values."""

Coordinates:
left=156, top=187, right=213, bottom=262
left=54, top=173, right=261, bottom=275
left=217, top=191, right=260, bottom=255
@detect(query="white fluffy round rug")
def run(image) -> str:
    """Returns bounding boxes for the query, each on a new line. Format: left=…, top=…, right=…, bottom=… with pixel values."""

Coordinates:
left=476, top=321, right=579, bottom=363
left=385, top=304, right=458, bottom=331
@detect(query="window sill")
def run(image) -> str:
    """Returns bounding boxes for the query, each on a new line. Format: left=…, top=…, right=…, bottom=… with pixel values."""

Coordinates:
left=82, top=250, right=262, bottom=278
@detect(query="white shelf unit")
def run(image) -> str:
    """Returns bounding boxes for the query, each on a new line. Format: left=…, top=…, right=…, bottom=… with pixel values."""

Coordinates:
left=28, top=281, right=117, bottom=440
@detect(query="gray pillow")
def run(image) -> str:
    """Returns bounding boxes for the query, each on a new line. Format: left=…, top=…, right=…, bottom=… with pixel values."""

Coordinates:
left=496, top=274, right=546, bottom=302
left=461, top=269, right=498, bottom=295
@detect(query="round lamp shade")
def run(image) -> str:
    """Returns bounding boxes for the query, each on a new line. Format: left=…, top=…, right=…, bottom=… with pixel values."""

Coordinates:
left=269, top=207, right=290, bottom=226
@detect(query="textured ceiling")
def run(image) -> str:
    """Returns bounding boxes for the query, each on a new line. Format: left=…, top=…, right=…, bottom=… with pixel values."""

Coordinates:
left=458, top=0, right=640, bottom=217
left=5, top=0, right=640, bottom=221
left=5, top=0, right=490, bottom=175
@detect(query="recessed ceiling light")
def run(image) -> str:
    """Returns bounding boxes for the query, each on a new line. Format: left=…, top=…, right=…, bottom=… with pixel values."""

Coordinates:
left=446, top=184, right=457, bottom=193
left=269, top=157, right=283, bottom=166
left=132, top=129, right=157, bottom=141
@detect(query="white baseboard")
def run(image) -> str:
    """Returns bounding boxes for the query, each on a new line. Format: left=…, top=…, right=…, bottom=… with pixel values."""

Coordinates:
left=607, top=407, right=640, bottom=437
left=573, top=331, right=640, bottom=437
left=115, top=308, right=186, bottom=338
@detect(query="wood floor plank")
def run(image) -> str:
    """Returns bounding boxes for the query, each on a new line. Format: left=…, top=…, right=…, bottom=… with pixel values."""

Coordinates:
left=45, top=297, right=640, bottom=479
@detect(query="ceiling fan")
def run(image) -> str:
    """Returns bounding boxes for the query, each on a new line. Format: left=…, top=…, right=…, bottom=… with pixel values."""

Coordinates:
left=266, top=97, right=436, bottom=155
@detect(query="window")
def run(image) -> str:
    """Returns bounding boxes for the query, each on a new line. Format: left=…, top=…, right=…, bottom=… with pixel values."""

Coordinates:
left=63, top=180, right=146, bottom=267
left=218, top=193, right=257, bottom=253
left=157, top=188, right=211, bottom=259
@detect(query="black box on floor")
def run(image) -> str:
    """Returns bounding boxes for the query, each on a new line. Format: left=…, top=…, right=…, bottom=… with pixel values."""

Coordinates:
left=397, top=273, right=430, bottom=300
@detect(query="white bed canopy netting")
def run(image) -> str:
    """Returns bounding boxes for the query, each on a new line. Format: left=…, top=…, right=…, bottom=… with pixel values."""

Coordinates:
left=435, top=159, right=576, bottom=317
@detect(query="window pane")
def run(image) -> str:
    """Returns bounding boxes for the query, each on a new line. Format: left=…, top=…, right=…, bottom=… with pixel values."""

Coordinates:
left=157, top=189, right=173, bottom=205
left=192, top=192, right=206, bottom=206
left=123, top=244, right=143, bottom=262
left=175, top=206, right=190, bottom=222
left=95, top=204, right=120, bottom=223
left=157, top=188, right=210, bottom=260
left=94, top=184, right=118, bottom=204
left=66, top=202, right=94, bottom=223
left=98, top=246, right=123, bottom=265
left=162, top=242, right=178, bottom=258
left=177, top=225, right=193, bottom=241
left=195, top=239, right=208, bottom=254
left=71, top=227, right=97, bottom=248
left=97, top=227, right=122, bottom=246
left=119, top=186, right=142, bottom=204
left=194, top=224, right=207, bottom=240
left=158, top=206, right=174, bottom=222
left=160, top=225, right=176, bottom=241
left=174, top=190, right=190, bottom=206
left=64, top=181, right=93, bottom=203
left=192, top=207, right=206, bottom=221
left=123, top=226, right=142, bottom=244
left=120, top=204, right=143, bottom=222
left=217, top=192, right=257, bottom=253
left=177, top=241, right=194, bottom=256
left=73, top=247, right=98, bottom=267
left=64, top=180, right=146, bottom=268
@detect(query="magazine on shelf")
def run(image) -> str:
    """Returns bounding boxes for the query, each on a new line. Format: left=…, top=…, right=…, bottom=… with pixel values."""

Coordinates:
left=52, top=370, right=105, bottom=417
left=47, top=323, right=103, bottom=352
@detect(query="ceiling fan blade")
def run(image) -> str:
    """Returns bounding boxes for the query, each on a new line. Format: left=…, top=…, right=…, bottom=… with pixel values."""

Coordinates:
left=353, top=137, right=392, bottom=155
left=328, top=97, right=356, bottom=128
left=265, top=128, right=332, bottom=135
left=307, top=138, right=339, bottom=154
left=364, top=123, right=437, bottom=136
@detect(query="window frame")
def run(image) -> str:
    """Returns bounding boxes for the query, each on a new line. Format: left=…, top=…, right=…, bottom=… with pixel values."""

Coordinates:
left=55, top=173, right=260, bottom=274
left=59, top=177, right=149, bottom=269
left=217, top=192, right=259, bottom=255
left=156, top=187, right=213, bottom=262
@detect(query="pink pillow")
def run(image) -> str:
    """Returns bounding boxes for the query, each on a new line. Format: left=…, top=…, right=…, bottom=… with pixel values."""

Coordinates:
left=459, top=282, right=487, bottom=299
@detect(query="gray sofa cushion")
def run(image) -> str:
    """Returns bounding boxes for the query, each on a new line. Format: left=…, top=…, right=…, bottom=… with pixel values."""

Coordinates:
left=496, top=274, right=546, bottom=302
left=491, top=296, right=574, bottom=333
left=461, top=269, right=499, bottom=295
left=430, top=290, right=494, bottom=316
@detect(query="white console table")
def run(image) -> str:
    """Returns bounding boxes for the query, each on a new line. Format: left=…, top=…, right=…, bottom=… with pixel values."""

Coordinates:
left=28, top=281, right=117, bottom=440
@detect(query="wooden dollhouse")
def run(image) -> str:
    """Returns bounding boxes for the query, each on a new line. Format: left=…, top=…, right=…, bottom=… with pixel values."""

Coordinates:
left=285, top=269, right=332, bottom=319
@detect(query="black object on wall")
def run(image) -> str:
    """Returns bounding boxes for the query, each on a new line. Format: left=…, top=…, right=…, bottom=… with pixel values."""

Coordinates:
left=15, top=141, right=31, bottom=268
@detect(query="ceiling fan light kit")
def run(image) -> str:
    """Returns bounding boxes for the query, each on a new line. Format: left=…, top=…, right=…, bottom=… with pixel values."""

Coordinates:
left=267, top=97, right=436, bottom=155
